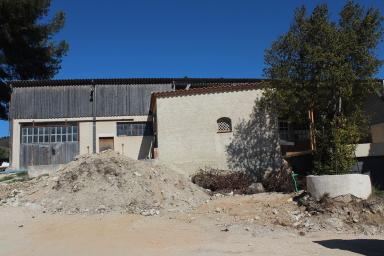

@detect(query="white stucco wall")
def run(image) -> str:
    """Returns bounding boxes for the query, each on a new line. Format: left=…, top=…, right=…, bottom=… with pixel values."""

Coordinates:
left=307, top=174, right=372, bottom=200
left=11, top=116, right=153, bottom=169
left=156, top=89, right=265, bottom=172
left=355, top=143, right=384, bottom=157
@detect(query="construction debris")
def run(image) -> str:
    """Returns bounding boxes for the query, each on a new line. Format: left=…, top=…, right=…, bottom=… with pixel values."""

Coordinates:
left=1, top=150, right=209, bottom=214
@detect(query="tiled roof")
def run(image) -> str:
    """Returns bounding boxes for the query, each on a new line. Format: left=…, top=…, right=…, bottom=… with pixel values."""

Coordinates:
left=150, top=81, right=268, bottom=111
left=152, top=82, right=267, bottom=98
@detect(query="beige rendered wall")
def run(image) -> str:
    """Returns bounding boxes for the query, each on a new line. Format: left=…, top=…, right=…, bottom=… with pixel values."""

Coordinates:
left=79, top=122, right=93, bottom=154
left=156, top=89, right=264, bottom=171
left=11, top=116, right=152, bottom=169
left=10, top=119, right=21, bottom=169
left=95, top=120, right=153, bottom=159
left=371, top=123, right=384, bottom=143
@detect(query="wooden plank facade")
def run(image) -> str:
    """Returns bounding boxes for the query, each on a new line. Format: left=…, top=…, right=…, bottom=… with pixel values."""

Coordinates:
left=10, top=81, right=173, bottom=168
left=20, top=142, right=79, bottom=167
left=10, top=83, right=173, bottom=119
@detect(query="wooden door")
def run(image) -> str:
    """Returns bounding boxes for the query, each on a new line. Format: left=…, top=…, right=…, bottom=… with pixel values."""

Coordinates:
left=99, top=137, right=114, bottom=152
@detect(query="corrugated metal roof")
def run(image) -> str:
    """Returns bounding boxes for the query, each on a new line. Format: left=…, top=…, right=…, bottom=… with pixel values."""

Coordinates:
left=10, top=78, right=269, bottom=88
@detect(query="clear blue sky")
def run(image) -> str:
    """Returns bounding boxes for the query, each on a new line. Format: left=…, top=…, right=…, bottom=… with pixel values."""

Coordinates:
left=1, top=0, right=383, bottom=136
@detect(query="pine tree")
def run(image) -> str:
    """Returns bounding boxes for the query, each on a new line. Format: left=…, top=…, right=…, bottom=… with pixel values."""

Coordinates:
left=0, top=0, right=68, bottom=119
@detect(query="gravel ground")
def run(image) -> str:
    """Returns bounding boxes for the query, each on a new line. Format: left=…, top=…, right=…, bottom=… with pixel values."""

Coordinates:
left=0, top=205, right=383, bottom=256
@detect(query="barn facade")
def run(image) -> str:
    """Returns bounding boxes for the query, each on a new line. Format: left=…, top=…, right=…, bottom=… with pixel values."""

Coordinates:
left=9, top=78, right=271, bottom=174
left=8, top=78, right=384, bottom=180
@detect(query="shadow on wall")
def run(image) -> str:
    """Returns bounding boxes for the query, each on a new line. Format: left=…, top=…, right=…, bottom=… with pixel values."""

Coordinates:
left=226, top=101, right=282, bottom=181
left=138, top=136, right=153, bottom=159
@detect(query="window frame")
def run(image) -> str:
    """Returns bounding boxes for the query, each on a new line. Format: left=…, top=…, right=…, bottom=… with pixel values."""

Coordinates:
left=278, top=119, right=290, bottom=141
left=217, top=117, right=232, bottom=133
left=20, top=123, right=79, bottom=144
left=116, top=122, right=154, bottom=137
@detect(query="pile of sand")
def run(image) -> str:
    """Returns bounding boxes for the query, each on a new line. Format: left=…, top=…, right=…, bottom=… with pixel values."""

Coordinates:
left=18, top=150, right=208, bottom=214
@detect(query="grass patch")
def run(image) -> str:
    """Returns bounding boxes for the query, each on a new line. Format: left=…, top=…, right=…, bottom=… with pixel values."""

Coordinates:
left=373, top=187, right=384, bottom=198
left=0, top=171, right=30, bottom=183
left=0, top=175, right=15, bottom=183
left=15, top=171, right=28, bottom=177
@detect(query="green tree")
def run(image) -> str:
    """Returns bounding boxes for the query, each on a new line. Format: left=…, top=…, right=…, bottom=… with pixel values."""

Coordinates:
left=261, top=1, right=383, bottom=174
left=0, top=0, right=68, bottom=119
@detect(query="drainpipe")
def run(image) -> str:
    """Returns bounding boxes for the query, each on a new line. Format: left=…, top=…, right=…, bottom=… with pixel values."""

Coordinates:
left=91, top=80, right=96, bottom=153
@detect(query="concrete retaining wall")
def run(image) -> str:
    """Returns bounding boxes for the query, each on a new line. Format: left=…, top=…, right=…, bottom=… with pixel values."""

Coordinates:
left=306, top=174, right=372, bottom=200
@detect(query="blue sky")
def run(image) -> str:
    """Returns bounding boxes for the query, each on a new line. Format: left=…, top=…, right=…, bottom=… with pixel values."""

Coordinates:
left=1, top=0, right=383, bottom=136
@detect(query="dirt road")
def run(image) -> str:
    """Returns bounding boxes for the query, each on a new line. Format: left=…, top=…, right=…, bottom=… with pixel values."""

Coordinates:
left=0, top=206, right=383, bottom=256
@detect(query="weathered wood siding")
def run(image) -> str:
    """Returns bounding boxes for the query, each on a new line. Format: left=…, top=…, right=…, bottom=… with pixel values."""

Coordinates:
left=95, top=84, right=172, bottom=116
left=20, top=142, right=79, bottom=167
left=11, top=84, right=172, bottom=119
left=11, top=86, right=93, bottom=119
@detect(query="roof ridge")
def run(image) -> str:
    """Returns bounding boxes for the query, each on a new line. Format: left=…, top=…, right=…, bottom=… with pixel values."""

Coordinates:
left=10, top=78, right=269, bottom=87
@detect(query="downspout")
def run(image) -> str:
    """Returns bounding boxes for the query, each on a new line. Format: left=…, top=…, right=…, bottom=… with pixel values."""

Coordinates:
left=91, top=80, right=96, bottom=153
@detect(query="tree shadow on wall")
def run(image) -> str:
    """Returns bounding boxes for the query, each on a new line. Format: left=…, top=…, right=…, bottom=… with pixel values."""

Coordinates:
left=226, top=102, right=282, bottom=181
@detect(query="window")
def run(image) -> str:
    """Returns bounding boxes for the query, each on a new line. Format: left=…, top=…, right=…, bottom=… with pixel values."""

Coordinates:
left=21, top=124, right=78, bottom=144
left=294, top=129, right=309, bottom=141
left=217, top=117, right=232, bottom=133
left=117, top=122, right=153, bottom=136
left=278, top=120, right=290, bottom=141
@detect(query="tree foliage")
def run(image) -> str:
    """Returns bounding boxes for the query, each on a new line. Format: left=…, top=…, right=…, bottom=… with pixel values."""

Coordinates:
left=0, top=0, right=68, bottom=119
left=261, top=1, right=383, bottom=174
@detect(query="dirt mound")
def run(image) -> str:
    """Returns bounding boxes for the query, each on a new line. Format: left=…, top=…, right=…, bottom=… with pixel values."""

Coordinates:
left=15, top=151, right=209, bottom=214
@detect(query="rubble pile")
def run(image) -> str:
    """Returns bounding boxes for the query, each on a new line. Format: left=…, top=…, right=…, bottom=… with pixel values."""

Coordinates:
left=1, top=150, right=208, bottom=215
left=292, top=192, right=384, bottom=234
